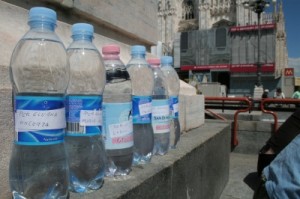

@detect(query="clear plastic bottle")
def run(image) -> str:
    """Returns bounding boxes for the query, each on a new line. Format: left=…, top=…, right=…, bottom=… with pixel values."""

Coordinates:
left=65, top=23, right=106, bottom=193
left=102, top=44, right=133, bottom=177
left=161, top=56, right=181, bottom=148
left=126, top=45, right=154, bottom=165
left=148, top=58, right=170, bottom=155
left=9, top=7, right=69, bottom=199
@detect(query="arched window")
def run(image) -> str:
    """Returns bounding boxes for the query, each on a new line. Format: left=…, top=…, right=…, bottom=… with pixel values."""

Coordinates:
left=181, top=32, right=189, bottom=52
left=216, top=27, right=227, bottom=48
left=182, top=0, right=195, bottom=20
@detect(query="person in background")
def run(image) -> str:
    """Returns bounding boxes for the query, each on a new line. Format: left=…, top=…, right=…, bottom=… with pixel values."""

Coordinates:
left=292, top=87, right=300, bottom=99
left=273, top=87, right=285, bottom=99
left=292, top=87, right=300, bottom=107
left=261, top=89, right=269, bottom=109
left=262, top=89, right=269, bottom=99
left=273, top=87, right=285, bottom=108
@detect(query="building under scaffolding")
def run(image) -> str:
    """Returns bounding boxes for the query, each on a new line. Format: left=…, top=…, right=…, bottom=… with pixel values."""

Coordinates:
left=158, top=0, right=292, bottom=97
left=180, top=22, right=277, bottom=96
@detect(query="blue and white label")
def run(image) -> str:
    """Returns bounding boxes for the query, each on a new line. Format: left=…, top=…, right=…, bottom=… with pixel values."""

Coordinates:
left=65, top=95, right=102, bottom=136
left=169, top=95, right=179, bottom=118
left=132, top=96, right=152, bottom=124
left=102, top=102, right=133, bottom=150
left=152, top=99, right=170, bottom=134
left=14, top=96, right=66, bottom=145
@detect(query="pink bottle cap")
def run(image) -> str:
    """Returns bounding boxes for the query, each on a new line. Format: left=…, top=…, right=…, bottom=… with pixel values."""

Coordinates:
left=102, top=44, right=120, bottom=54
left=147, top=58, right=160, bottom=68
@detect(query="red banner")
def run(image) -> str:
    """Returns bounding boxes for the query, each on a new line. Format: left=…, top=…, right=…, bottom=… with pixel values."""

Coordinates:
left=229, top=24, right=276, bottom=32
left=230, top=63, right=275, bottom=73
left=181, top=64, right=230, bottom=71
left=181, top=63, right=275, bottom=73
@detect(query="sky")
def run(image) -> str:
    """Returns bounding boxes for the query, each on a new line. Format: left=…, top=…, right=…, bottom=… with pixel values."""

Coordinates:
left=279, top=0, right=300, bottom=75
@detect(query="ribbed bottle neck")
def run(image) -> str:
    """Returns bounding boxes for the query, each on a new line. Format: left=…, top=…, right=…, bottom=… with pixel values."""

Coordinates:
left=29, top=22, right=56, bottom=31
left=72, top=35, right=93, bottom=42
left=150, top=64, right=160, bottom=69
left=131, top=53, right=145, bottom=59
left=103, top=54, right=120, bottom=61
left=161, top=63, right=172, bottom=68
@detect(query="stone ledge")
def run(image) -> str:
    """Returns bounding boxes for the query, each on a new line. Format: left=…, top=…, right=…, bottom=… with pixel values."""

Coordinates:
left=70, top=123, right=230, bottom=199
left=0, top=123, right=230, bottom=199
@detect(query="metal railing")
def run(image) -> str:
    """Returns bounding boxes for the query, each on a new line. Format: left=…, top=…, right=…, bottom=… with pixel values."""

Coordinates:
left=260, top=98, right=300, bottom=133
left=205, top=97, right=300, bottom=148
left=205, top=109, right=228, bottom=121
left=205, top=97, right=252, bottom=147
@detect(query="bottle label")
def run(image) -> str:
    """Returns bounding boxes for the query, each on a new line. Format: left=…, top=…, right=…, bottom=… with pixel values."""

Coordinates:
left=14, top=96, right=66, bottom=145
left=152, top=99, right=170, bottom=134
left=132, top=96, right=152, bottom=124
left=103, top=102, right=133, bottom=150
left=169, top=95, right=179, bottom=119
left=65, top=95, right=102, bottom=136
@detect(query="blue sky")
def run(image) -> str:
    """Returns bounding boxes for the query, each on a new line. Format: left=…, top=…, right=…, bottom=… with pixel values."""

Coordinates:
left=264, top=1, right=300, bottom=75
left=280, top=0, right=300, bottom=75
left=282, top=0, right=300, bottom=58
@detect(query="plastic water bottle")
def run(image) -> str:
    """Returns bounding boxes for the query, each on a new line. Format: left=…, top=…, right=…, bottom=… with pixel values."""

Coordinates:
left=126, top=45, right=154, bottom=165
left=148, top=58, right=170, bottom=155
left=9, top=7, right=69, bottom=198
left=101, top=44, right=133, bottom=176
left=161, top=56, right=181, bottom=148
left=65, top=23, right=106, bottom=193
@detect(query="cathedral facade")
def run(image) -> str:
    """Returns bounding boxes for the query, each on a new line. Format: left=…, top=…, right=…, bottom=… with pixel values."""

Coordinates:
left=158, top=0, right=290, bottom=97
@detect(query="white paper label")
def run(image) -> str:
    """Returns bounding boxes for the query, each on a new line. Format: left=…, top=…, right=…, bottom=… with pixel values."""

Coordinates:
left=139, top=102, right=152, bottom=116
left=109, top=120, right=133, bottom=138
left=15, top=108, right=66, bottom=131
left=152, top=105, right=169, bottom=116
left=173, top=103, right=179, bottom=114
left=80, top=110, right=102, bottom=126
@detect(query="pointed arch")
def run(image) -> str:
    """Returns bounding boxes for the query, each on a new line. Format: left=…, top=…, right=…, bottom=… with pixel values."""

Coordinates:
left=182, top=0, right=195, bottom=20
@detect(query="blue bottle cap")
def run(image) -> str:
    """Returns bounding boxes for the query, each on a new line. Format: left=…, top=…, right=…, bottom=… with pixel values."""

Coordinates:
left=131, top=45, right=146, bottom=55
left=161, top=56, right=173, bottom=65
left=72, top=23, right=94, bottom=37
left=28, top=7, right=57, bottom=25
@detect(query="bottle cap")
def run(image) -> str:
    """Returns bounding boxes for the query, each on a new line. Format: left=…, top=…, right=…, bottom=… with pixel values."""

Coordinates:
left=161, top=56, right=173, bottom=65
left=72, top=23, right=94, bottom=37
left=28, top=7, right=57, bottom=25
left=147, top=58, right=160, bottom=67
left=131, top=45, right=146, bottom=55
left=102, top=44, right=120, bottom=54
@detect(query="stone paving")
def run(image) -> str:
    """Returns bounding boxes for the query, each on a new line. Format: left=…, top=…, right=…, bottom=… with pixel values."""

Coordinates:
left=220, top=153, right=260, bottom=199
left=218, top=110, right=293, bottom=199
